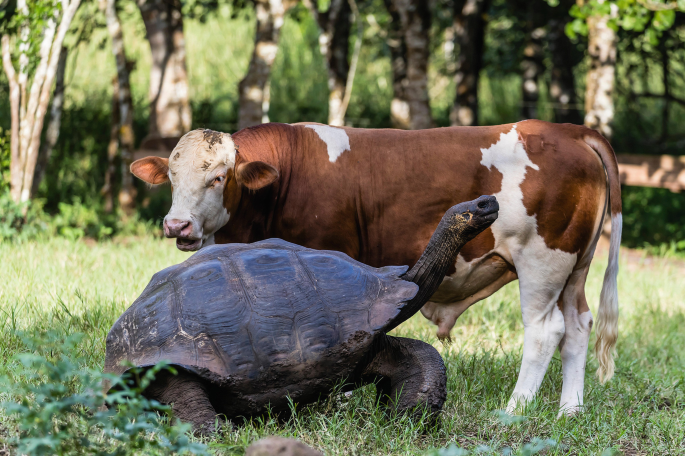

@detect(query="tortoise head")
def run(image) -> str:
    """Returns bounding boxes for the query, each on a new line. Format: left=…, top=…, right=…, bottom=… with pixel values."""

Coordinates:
left=389, top=195, right=499, bottom=331
left=442, top=195, right=499, bottom=244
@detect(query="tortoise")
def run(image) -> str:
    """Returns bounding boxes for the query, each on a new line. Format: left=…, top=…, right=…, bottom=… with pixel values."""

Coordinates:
left=104, top=195, right=498, bottom=430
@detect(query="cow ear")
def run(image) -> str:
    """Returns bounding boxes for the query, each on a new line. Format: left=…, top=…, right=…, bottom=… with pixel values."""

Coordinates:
left=130, top=157, right=169, bottom=184
left=235, top=161, right=279, bottom=190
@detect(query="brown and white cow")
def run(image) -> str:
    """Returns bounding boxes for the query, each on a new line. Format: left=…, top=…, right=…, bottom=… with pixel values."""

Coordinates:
left=131, top=120, right=621, bottom=416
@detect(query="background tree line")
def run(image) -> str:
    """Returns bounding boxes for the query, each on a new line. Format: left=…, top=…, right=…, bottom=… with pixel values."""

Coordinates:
left=1, top=0, right=685, bottom=248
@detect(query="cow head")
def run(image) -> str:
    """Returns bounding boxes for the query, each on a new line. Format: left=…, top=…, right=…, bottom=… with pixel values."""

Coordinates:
left=130, top=129, right=279, bottom=251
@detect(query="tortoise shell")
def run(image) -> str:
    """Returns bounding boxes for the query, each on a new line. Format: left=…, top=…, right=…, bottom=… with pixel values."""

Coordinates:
left=104, top=239, right=418, bottom=391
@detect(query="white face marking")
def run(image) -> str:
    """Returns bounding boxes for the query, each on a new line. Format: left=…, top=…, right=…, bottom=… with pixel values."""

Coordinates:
left=304, top=124, right=351, bottom=162
left=165, top=130, right=236, bottom=248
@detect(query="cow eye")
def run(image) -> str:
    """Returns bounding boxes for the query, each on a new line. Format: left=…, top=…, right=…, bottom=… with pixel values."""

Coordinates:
left=213, top=175, right=225, bottom=186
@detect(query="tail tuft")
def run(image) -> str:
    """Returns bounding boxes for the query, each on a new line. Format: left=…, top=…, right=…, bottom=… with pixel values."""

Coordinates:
left=595, top=213, right=621, bottom=383
left=583, top=131, right=622, bottom=384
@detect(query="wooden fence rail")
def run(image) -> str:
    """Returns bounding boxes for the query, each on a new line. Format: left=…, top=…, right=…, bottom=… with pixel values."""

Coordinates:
left=616, top=154, right=685, bottom=192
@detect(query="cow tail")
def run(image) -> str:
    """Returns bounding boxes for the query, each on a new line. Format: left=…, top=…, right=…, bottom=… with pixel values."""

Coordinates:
left=584, top=132, right=622, bottom=384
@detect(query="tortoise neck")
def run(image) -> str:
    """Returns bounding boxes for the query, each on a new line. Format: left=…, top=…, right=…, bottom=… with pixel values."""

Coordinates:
left=388, top=216, right=467, bottom=331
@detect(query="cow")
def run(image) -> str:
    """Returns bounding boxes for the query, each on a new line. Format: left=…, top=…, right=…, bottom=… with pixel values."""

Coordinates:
left=131, top=120, right=622, bottom=416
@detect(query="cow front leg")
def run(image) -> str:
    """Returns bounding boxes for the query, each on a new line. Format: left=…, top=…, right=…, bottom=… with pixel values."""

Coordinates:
left=506, top=256, right=574, bottom=414
left=558, top=266, right=593, bottom=417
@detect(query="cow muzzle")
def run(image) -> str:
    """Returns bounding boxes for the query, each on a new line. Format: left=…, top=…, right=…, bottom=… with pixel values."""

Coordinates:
left=163, top=218, right=202, bottom=251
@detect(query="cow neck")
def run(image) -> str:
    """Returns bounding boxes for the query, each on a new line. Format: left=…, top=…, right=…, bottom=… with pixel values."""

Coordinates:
left=219, top=123, right=297, bottom=243
left=388, top=213, right=468, bottom=331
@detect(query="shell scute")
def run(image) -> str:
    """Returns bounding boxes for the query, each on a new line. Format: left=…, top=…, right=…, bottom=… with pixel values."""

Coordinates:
left=105, top=239, right=419, bottom=384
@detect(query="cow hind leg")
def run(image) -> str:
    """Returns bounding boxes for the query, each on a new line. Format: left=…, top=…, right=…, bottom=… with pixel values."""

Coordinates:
left=557, top=265, right=593, bottom=417
left=506, top=249, right=576, bottom=414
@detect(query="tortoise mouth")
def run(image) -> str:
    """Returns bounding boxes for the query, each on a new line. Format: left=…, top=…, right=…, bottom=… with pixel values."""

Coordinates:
left=480, top=211, right=499, bottom=223
left=176, top=237, right=202, bottom=251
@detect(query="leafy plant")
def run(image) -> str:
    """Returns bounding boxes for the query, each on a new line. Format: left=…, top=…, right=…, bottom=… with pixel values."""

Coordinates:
left=0, top=331, right=209, bottom=456
left=0, top=190, right=49, bottom=242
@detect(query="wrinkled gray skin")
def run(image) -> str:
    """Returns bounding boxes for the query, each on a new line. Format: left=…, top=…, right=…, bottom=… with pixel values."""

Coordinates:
left=105, top=196, right=498, bottom=432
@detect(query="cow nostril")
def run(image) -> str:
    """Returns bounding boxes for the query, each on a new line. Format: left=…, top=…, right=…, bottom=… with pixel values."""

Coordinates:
left=477, top=200, right=488, bottom=209
left=165, top=219, right=191, bottom=236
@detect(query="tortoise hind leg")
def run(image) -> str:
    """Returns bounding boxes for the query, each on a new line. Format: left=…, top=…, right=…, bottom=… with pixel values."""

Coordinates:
left=146, top=369, right=220, bottom=433
left=361, top=335, right=447, bottom=418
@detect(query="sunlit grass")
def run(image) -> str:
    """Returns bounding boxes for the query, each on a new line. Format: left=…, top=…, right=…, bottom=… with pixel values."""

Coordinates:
left=1, top=237, right=684, bottom=454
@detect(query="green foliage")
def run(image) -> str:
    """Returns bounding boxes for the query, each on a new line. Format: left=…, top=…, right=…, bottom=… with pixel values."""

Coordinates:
left=0, top=191, right=161, bottom=243
left=566, top=0, right=685, bottom=43
left=51, top=198, right=114, bottom=240
left=0, top=190, right=49, bottom=242
left=0, top=331, right=208, bottom=455
left=621, top=186, right=685, bottom=253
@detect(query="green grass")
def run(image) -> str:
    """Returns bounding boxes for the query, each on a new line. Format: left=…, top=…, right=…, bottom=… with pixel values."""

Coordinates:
left=1, top=237, right=684, bottom=455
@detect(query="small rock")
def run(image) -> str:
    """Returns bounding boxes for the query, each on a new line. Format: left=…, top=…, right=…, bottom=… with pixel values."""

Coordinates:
left=246, top=436, right=322, bottom=456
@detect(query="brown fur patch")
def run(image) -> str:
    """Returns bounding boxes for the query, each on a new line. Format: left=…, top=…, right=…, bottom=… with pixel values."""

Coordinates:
left=459, top=227, right=496, bottom=263
left=203, top=129, right=223, bottom=148
left=518, top=121, right=604, bottom=255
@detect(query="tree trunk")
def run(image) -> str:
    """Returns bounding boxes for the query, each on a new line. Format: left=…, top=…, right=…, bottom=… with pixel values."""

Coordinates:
left=31, top=46, right=68, bottom=197
left=548, top=16, right=582, bottom=124
left=384, top=0, right=410, bottom=129
left=137, top=0, right=191, bottom=138
left=584, top=12, right=616, bottom=139
left=103, top=76, right=120, bottom=213
left=238, top=0, right=287, bottom=130
left=450, top=0, right=489, bottom=126
left=384, top=0, right=433, bottom=130
left=1, top=0, right=81, bottom=203
left=304, top=0, right=351, bottom=126
left=520, top=2, right=545, bottom=120
left=659, top=38, right=669, bottom=141
left=104, top=0, right=136, bottom=213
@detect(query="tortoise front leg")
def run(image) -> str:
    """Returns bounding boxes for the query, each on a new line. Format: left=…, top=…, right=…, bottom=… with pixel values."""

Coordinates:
left=146, top=369, right=220, bottom=434
left=361, top=335, right=447, bottom=418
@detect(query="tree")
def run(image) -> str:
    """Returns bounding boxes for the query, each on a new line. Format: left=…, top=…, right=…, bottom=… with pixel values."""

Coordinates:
left=137, top=0, right=191, bottom=139
left=238, top=0, right=294, bottom=130
left=583, top=7, right=617, bottom=136
left=1, top=0, right=81, bottom=203
left=102, top=0, right=135, bottom=213
left=547, top=0, right=583, bottom=124
left=383, top=0, right=433, bottom=130
left=451, top=0, right=490, bottom=126
left=566, top=0, right=684, bottom=138
left=304, top=0, right=350, bottom=126
left=31, top=45, right=67, bottom=196
left=520, top=1, right=545, bottom=120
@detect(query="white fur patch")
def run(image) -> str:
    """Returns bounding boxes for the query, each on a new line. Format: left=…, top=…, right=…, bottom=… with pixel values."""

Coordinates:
left=305, top=124, right=351, bottom=162
left=480, top=125, right=578, bottom=413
